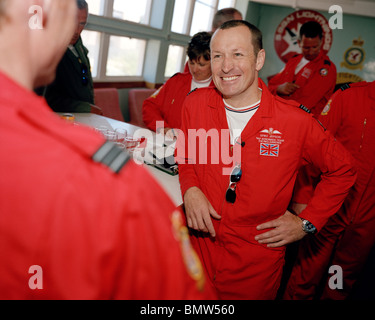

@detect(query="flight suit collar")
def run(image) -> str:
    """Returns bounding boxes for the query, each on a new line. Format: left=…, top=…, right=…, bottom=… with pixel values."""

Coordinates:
left=206, top=78, right=274, bottom=142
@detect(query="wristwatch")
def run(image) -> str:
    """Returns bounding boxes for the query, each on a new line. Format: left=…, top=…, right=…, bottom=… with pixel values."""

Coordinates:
left=301, top=218, right=317, bottom=234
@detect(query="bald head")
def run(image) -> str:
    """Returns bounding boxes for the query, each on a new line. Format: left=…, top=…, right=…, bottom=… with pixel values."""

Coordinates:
left=212, top=7, right=243, bottom=32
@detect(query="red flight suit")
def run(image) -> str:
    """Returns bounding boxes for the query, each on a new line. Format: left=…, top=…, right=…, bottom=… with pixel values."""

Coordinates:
left=284, top=81, right=375, bottom=300
left=268, top=51, right=337, bottom=116
left=176, top=79, right=356, bottom=299
left=142, top=72, right=214, bottom=132
left=0, top=72, right=216, bottom=300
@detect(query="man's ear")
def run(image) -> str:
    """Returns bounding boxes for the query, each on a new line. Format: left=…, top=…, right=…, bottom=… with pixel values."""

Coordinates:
left=255, top=49, right=265, bottom=72
left=32, top=0, right=51, bottom=28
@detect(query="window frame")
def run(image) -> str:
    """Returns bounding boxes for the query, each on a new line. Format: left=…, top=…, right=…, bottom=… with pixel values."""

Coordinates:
left=84, top=0, right=238, bottom=83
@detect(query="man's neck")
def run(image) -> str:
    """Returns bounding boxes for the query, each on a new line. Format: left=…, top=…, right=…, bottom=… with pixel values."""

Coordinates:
left=0, top=50, right=33, bottom=91
left=224, top=81, right=262, bottom=109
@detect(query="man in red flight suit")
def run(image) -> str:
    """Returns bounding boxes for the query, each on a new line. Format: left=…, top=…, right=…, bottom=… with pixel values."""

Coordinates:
left=143, top=32, right=214, bottom=138
left=0, top=0, right=216, bottom=300
left=284, top=81, right=375, bottom=300
left=268, top=21, right=337, bottom=117
left=176, top=20, right=356, bottom=300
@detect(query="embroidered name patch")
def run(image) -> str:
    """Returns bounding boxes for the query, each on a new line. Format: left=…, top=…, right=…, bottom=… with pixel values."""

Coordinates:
left=256, top=128, right=284, bottom=158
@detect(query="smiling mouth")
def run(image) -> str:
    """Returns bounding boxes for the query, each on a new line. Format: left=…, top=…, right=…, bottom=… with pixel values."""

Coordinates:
left=222, top=76, right=239, bottom=81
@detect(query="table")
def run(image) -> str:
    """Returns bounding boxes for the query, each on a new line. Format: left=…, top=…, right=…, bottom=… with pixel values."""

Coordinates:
left=67, top=113, right=183, bottom=206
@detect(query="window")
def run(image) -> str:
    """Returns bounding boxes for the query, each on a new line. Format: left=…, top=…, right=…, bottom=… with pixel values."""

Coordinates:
left=82, top=0, right=238, bottom=82
left=218, top=0, right=236, bottom=10
left=112, top=0, right=152, bottom=25
left=165, top=45, right=186, bottom=78
left=171, top=0, right=193, bottom=34
left=171, top=0, right=237, bottom=35
left=106, top=36, right=146, bottom=77
left=86, top=0, right=105, bottom=16
left=190, top=0, right=216, bottom=35
left=81, top=30, right=101, bottom=78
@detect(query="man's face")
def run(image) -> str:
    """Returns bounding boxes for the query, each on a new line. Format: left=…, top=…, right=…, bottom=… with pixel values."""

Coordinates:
left=211, top=25, right=264, bottom=106
left=70, top=7, right=88, bottom=45
left=299, top=35, right=322, bottom=61
left=188, top=56, right=212, bottom=81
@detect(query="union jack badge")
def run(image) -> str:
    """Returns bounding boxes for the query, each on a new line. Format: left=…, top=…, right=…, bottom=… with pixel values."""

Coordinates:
left=260, top=143, right=279, bottom=157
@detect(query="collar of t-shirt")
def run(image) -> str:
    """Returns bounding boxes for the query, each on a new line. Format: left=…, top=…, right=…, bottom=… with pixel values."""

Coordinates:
left=295, top=56, right=309, bottom=75
left=191, top=76, right=212, bottom=91
left=224, top=99, right=261, bottom=145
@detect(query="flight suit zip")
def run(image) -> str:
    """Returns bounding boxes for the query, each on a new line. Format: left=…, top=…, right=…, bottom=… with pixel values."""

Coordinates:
left=360, top=118, right=367, bottom=150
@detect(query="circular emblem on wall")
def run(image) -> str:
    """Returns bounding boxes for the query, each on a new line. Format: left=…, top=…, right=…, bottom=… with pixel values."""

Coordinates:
left=274, top=10, right=333, bottom=63
left=341, top=38, right=366, bottom=70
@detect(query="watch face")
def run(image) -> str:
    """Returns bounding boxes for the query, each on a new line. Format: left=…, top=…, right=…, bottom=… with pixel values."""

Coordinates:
left=303, top=220, right=317, bottom=234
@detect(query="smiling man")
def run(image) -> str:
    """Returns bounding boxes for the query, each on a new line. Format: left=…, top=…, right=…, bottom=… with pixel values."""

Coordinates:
left=268, top=21, right=337, bottom=116
left=176, top=20, right=356, bottom=299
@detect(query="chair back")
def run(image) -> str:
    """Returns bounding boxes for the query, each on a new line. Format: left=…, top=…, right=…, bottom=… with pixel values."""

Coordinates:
left=128, top=88, right=157, bottom=128
left=94, top=88, right=124, bottom=122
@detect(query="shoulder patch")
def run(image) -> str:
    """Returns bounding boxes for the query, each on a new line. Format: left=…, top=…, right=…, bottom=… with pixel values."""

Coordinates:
left=320, top=68, right=329, bottom=77
left=299, top=104, right=312, bottom=114
left=321, top=99, right=332, bottom=116
left=171, top=210, right=205, bottom=291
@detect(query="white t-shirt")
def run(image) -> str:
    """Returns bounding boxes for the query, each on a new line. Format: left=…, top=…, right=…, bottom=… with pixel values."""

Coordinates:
left=224, top=99, right=261, bottom=145
left=295, top=57, right=309, bottom=75
left=191, top=77, right=212, bottom=91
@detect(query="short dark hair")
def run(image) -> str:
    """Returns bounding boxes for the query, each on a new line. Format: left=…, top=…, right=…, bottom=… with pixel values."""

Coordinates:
left=77, top=0, right=88, bottom=10
left=218, top=20, right=263, bottom=55
left=187, top=31, right=212, bottom=62
left=299, top=21, right=323, bottom=40
left=212, top=7, right=243, bottom=30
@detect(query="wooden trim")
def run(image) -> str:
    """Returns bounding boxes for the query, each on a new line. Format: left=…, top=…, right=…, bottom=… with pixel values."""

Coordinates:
left=93, top=81, right=146, bottom=89
left=94, top=81, right=163, bottom=89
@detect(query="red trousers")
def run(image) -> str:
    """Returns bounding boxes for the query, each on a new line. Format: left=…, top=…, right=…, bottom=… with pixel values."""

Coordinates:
left=284, top=203, right=375, bottom=299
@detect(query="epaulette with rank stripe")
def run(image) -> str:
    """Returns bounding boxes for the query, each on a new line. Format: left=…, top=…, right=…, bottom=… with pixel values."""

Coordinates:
left=340, top=81, right=369, bottom=91
left=299, top=104, right=311, bottom=114
left=92, top=141, right=130, bottom=174
left=340, top=83, right=351, bottom=91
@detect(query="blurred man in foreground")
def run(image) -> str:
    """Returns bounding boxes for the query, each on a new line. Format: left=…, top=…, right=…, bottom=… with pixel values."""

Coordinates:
left=0, top=0, right=215, bottom=300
